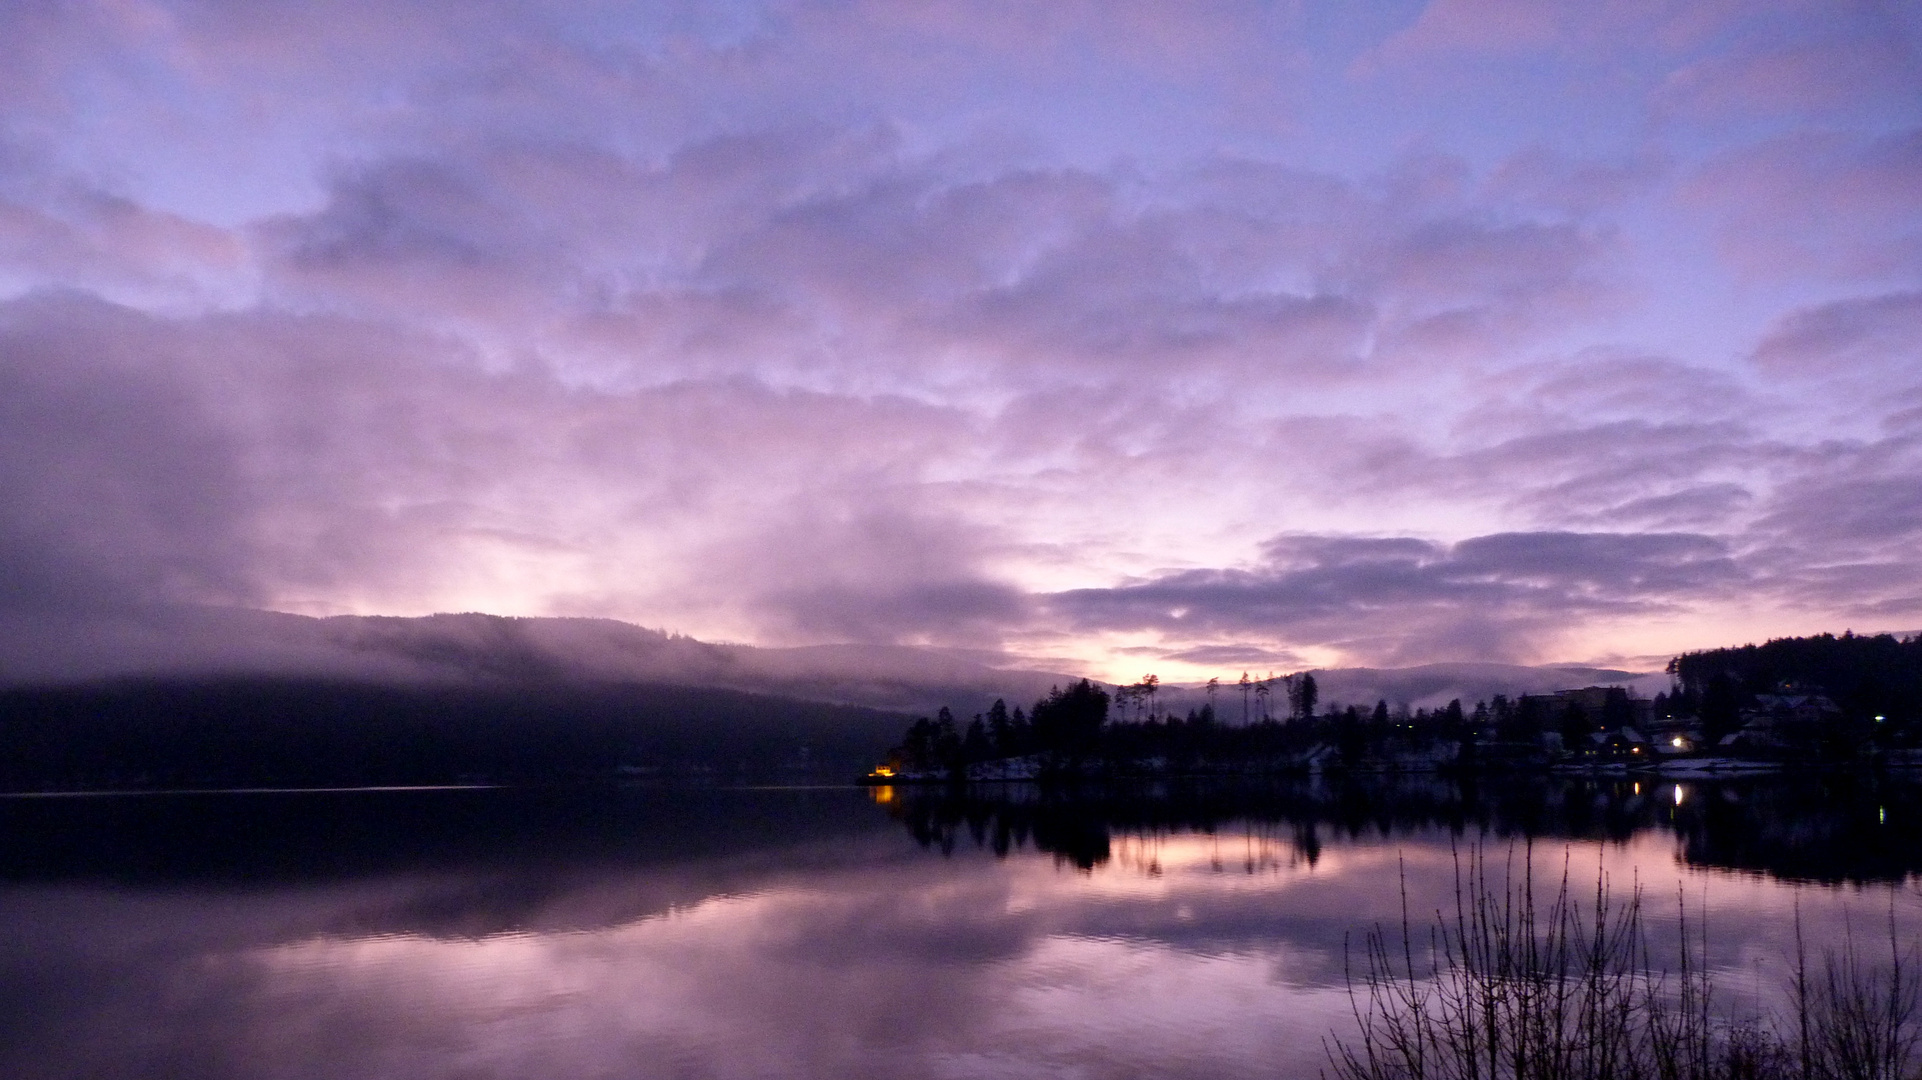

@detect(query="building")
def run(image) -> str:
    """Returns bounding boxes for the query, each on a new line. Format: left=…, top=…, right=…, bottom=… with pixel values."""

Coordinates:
left=1723, top=684, right=1843, bottom=751
left=1521, top=685, right=1649, bottom=731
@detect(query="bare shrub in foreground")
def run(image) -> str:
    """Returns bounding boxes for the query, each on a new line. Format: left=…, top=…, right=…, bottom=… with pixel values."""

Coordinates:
left=1795, top=907, right=1920, bottom=1080
left=1324, top=845, right=1918, bottom=1080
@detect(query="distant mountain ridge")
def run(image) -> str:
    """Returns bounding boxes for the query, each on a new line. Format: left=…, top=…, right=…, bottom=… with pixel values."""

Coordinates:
left=0, top=606, right=1078, bottom=716
left=0, top=606, right=1663, bottom=717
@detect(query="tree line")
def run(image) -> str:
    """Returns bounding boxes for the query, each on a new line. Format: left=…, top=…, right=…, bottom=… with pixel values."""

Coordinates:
left=1669, top=630, right=1922, bottom=730
left=883, top=671, right=1578, bottom=776
left=884, top=632, right=1922, bottom=779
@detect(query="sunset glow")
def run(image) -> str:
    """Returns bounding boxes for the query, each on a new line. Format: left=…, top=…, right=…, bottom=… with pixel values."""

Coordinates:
left=2, top=1, right=1918, bottom=675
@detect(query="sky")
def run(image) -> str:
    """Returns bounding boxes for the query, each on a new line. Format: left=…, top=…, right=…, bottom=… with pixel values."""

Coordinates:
left=1, top=0, right=1919, bottom=682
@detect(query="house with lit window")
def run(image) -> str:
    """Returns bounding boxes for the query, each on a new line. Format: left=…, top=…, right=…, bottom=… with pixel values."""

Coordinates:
left=1581, top=726, right=1653, bottom=762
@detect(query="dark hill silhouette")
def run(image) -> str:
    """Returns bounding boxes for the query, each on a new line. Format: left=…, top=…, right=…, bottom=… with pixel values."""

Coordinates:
left=0, top=676, right=908, bottom=790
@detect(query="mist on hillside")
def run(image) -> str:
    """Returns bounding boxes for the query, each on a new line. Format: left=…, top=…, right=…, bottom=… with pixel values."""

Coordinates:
left=0, top=606, right=1661, bottom=722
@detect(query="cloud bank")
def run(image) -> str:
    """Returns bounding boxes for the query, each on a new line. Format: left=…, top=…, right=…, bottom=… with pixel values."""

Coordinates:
left=1, top=0, right=1918, bottom=678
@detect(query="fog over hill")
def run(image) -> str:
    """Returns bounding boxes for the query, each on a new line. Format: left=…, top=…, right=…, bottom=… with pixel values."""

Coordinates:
left=0, top=606, right=1662, bottom=717
left=1307, top=664, right=1669, bottom=713
left=0, top=606, right=1076, bottom=717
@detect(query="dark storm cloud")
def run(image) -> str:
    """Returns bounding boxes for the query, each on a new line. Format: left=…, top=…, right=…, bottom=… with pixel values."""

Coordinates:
left=1049, top=531, right=1743, bottom=662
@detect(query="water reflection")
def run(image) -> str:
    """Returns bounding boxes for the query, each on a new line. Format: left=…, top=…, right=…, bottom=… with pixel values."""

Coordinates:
left=0, top=778, right=1916, bottom=1080
left=883, top=773, right=1922, bottom=884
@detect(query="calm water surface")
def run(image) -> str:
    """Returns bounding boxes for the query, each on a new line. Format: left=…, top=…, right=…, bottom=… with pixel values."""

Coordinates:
left=2, top=776, right=1919, bottom=1079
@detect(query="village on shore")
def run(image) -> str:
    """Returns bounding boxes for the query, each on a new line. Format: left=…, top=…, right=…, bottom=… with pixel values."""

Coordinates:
left=869, top=632, right=1922, bottom=784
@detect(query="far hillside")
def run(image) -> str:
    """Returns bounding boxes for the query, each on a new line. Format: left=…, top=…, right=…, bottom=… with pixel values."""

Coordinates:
left=0, top=677, right=909, bottom=791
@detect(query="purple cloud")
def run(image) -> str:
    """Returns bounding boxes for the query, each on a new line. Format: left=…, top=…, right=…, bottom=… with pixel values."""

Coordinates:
left=0, top=0, right=1917, bottom=678
left=1048, top=531, right=1743, bottom=664
left=1752, top=291, right=1922, bottom=378
left=1688, top=128, right=1922, bottom=281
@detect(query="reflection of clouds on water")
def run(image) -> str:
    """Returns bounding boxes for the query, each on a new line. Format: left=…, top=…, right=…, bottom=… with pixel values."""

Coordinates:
left=1, top=785, right=1920, bottom=1079
left=209, top=855, right=1368, bottom=1079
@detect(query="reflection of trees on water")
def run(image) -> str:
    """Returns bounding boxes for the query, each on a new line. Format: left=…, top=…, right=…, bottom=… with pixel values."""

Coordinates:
left=878, top=773, right=1922, bottom=884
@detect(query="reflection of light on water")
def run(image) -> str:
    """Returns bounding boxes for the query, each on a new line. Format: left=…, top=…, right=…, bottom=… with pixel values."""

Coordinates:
left=1105, top=829, right=1308, bottom=881
left=26, top=802, right=1918, bottom=1080
left=867, top=785, right=897, bottom=805
left=1062, top=831, right=1422, bottom=906
left=989, top=934, right=1357, bottom=1078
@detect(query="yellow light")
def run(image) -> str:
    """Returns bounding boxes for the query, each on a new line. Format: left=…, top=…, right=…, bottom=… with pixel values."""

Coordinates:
left=1673, top=785, right=1685, bottom=807
left=1672, top=736, right=1686, bottom=748
left=869, top=785, right=897, bottom=805
left=870, top=765, right=895, bottom=778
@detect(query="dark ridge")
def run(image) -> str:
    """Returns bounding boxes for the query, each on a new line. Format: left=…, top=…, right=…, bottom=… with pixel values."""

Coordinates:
left=0, top=675, right=908, bottom=790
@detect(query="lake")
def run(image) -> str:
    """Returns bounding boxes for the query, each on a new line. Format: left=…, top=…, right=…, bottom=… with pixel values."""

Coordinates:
left=1, top=775, right=1918, bottom=1079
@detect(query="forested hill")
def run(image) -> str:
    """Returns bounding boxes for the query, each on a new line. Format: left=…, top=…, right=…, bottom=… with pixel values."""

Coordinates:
left=1668, top=632, right=1922, bottom=720
left=0, top=677, right=909, bottom=790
